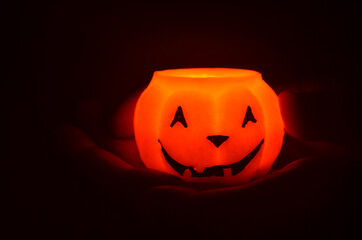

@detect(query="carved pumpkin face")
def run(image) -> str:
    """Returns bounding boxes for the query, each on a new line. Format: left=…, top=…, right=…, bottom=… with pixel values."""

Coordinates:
left=134, top=68, right=284, bottom=184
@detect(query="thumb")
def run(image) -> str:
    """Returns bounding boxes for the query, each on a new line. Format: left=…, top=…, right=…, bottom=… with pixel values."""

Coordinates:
left=279, top=89, right=362, bottom=145
left=109, top=89, right=144, bottom=139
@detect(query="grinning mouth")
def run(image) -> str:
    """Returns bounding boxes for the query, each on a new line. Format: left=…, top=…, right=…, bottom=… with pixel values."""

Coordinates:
left=158, top=139, right=264, bottom=177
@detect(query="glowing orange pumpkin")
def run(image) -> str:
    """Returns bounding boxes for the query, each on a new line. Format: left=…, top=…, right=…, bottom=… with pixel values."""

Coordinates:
left=134, top=68, right=284, bottom=184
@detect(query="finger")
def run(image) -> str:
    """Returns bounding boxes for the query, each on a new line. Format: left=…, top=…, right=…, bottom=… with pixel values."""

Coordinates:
left=272, top=133, right=362, bottom=170
left=72, top=97, right=144, bottom=167
left=99, top=137, right=144, bottom=168
left=271, top=133, right=307, bottom=170
left=110, top=89, right=144, bottom=139
left=279, top=89, right=362, bottom=144
left=53, top=124, right=133, bottom=171
left=53, top=123, right=97, bottom=157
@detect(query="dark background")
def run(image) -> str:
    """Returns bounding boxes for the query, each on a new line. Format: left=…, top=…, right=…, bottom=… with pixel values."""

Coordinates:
left=6, top=1, right=361, bottom=238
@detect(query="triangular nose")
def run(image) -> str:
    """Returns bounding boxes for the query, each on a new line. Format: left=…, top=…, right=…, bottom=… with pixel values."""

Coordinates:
left=207, top=135, right=229, bottom=148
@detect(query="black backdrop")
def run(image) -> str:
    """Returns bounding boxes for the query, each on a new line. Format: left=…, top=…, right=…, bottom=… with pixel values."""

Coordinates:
left=6, top=1, right=362, bottom=239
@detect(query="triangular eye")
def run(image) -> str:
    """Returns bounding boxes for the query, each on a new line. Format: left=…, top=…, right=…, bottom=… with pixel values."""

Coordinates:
left=242, top=106, right=257, bottom=128
left=170, top=106, right=188, bottom=128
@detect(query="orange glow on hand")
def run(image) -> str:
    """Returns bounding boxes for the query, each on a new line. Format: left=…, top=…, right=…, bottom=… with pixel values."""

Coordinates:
left=134, top=68, right=284, bottom=184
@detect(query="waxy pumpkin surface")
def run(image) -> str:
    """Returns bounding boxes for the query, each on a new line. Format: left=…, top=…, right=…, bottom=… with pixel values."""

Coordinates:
left=134, top=68, right=284, bottom=184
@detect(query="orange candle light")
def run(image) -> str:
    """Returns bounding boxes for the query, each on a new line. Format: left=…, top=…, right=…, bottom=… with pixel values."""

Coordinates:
left=134, top=68, right=284, bottom=184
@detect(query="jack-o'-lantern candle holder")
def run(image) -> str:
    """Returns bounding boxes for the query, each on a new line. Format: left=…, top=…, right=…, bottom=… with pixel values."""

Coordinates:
left=134, top=68, right=284, bottom=184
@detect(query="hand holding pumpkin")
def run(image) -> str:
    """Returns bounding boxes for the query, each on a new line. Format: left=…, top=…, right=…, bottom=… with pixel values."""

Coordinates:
left=54, top=82, right=361, bottom=237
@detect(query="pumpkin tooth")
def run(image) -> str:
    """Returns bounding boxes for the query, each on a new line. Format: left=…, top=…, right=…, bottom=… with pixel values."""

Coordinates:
left=183, top=169, right=192, bottom=177
left=193, top=166, right=205, bottom=173
left=223, top=168, right=232, bottom=177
